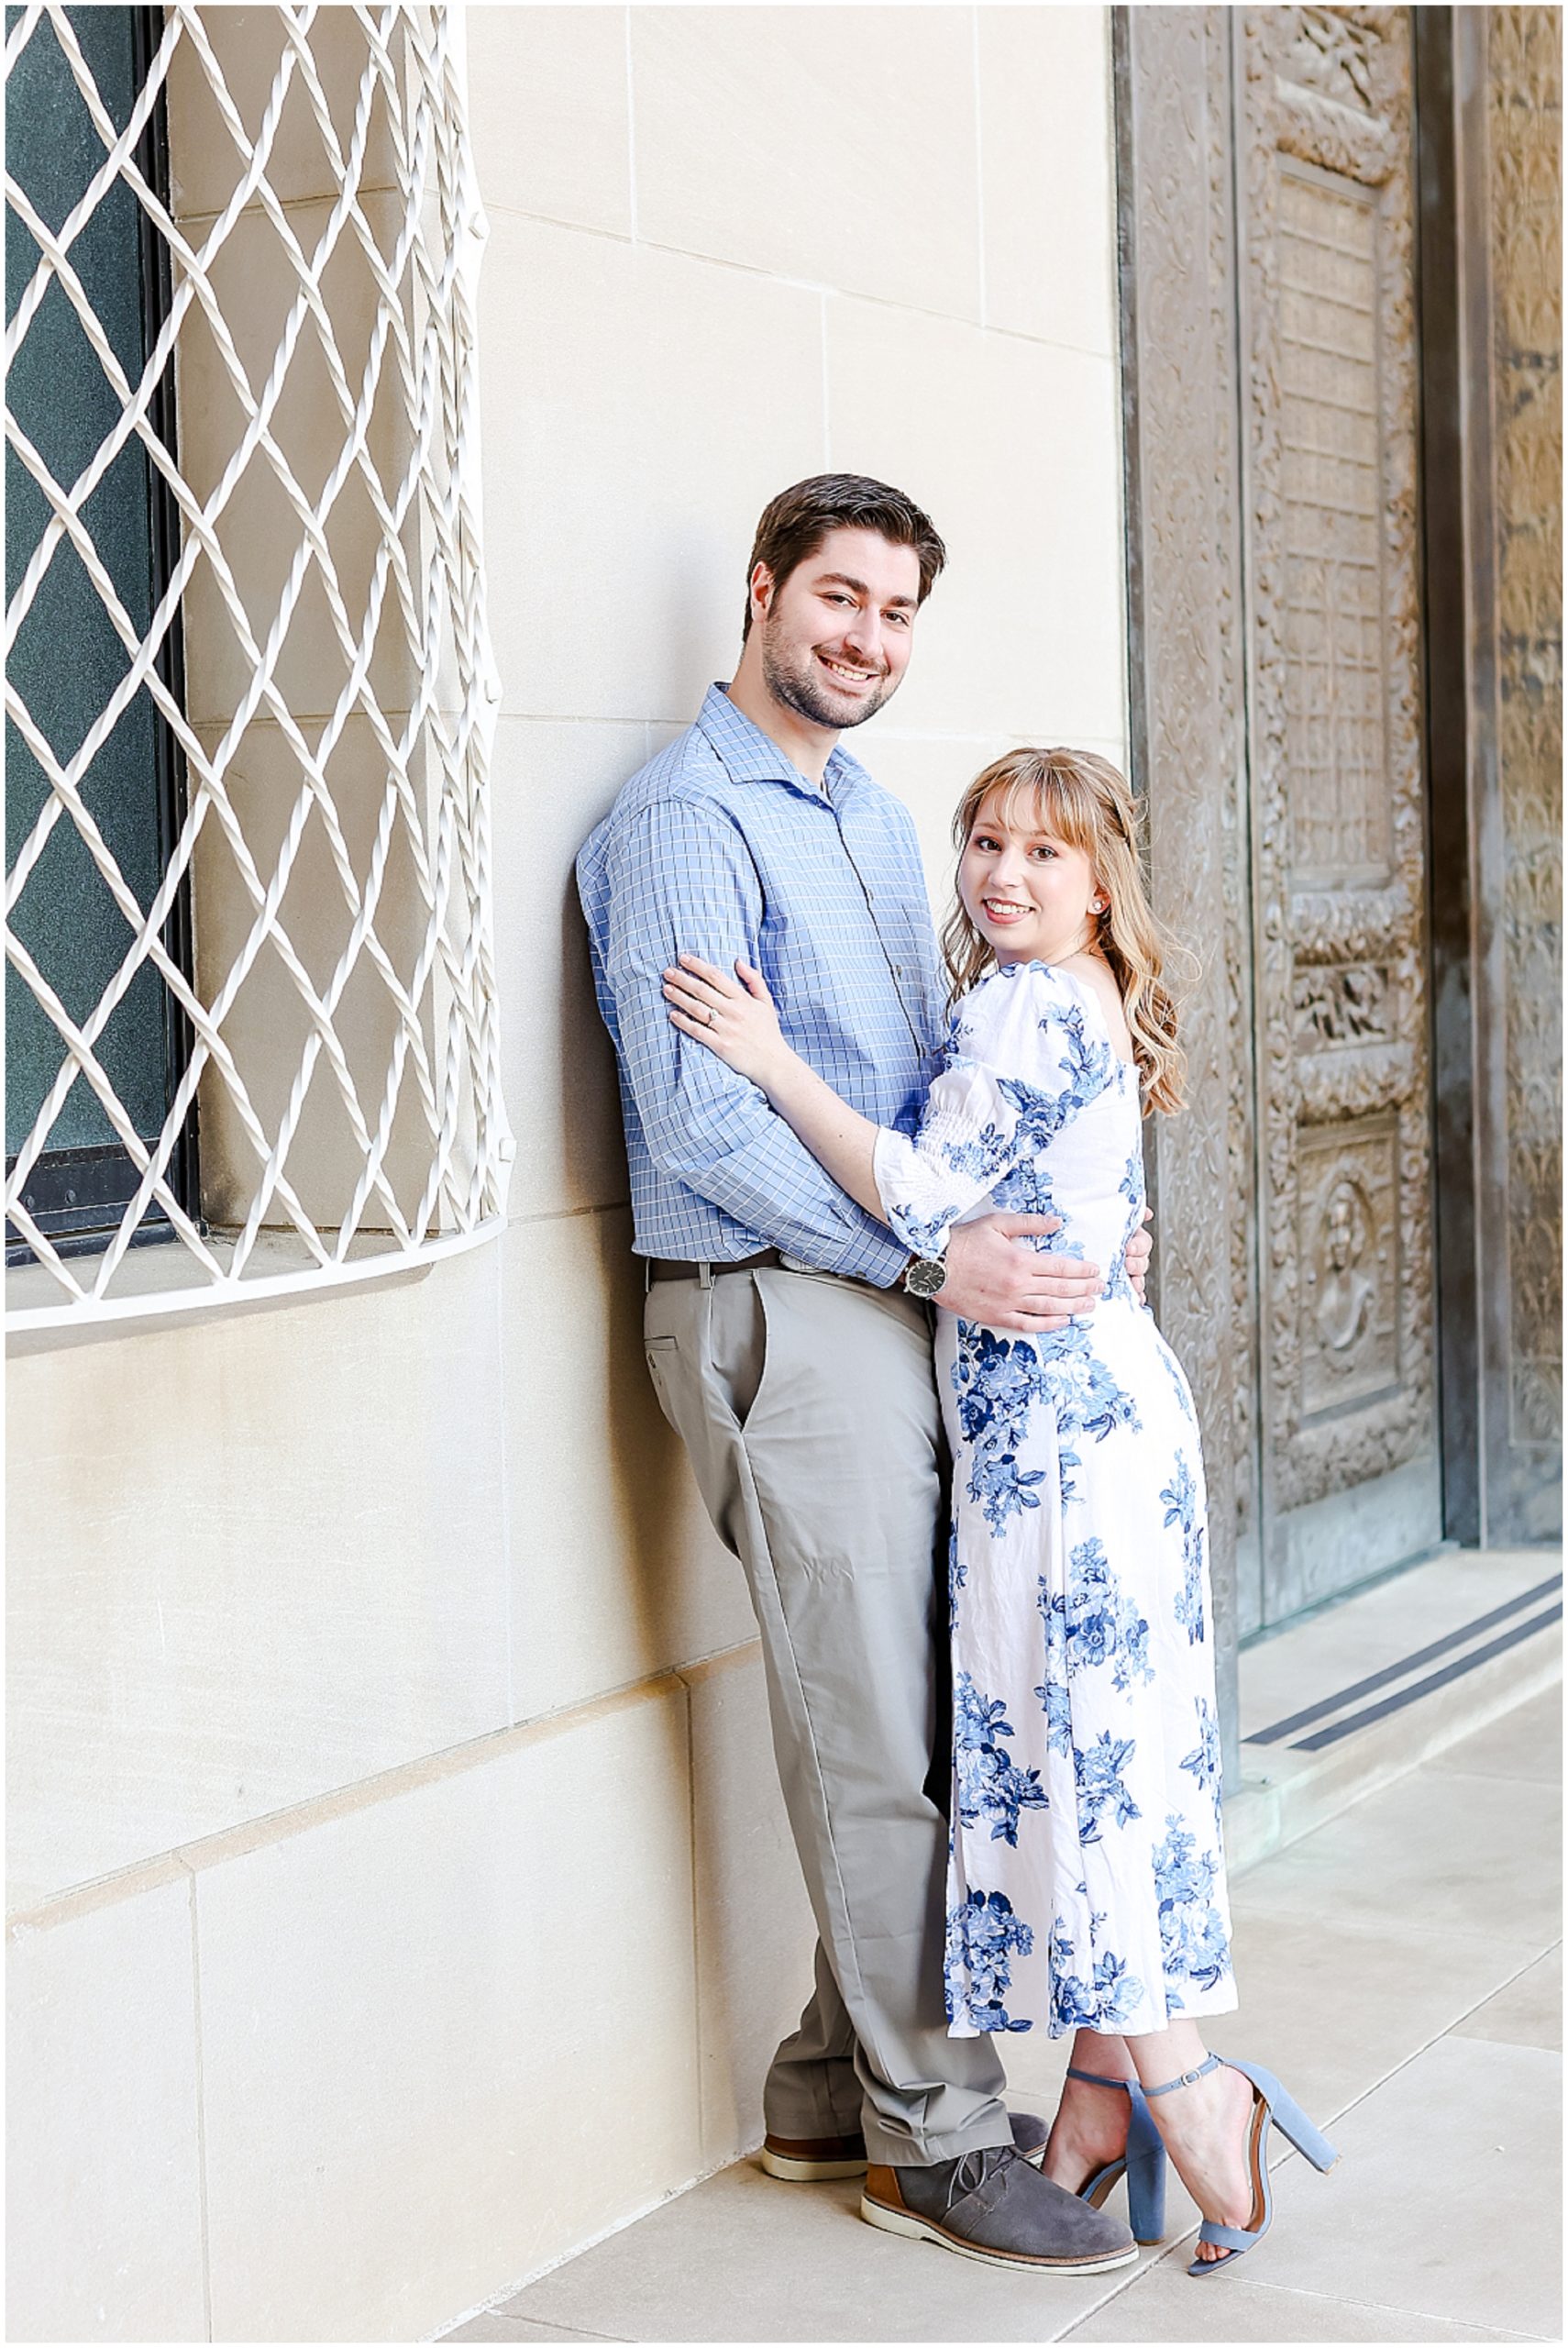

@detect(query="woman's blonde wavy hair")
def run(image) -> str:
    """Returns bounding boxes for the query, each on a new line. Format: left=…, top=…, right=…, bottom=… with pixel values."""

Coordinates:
left=939, top=747, right=1190, bottom=1115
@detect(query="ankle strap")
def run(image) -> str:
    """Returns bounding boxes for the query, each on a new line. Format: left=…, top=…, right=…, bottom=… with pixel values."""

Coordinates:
left=1065, top=2066, right=1135, bottom=2091
left=1143, top=2053, right=1222, bottom=2099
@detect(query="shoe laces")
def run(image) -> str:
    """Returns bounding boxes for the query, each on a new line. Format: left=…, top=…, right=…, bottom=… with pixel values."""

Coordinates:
left=942, top=2144, right=1012, bottom=2216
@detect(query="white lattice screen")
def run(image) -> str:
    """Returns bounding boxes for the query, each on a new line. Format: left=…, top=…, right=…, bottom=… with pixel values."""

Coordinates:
left=5, top=2, right=510, bottom=1332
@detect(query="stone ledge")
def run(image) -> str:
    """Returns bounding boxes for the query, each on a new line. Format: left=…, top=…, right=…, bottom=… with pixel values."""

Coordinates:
left=6, top=1635, right=765, bottom=1937
left=1225, top=1608, right=1562, bottom=1877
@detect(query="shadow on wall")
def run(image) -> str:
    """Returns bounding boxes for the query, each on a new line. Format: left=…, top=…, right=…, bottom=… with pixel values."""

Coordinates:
left=554, top=828, right=748, bottom=1676
left=558, top=844, right=626, bottom=1212
left=549, top=794, right=819, bottom=2163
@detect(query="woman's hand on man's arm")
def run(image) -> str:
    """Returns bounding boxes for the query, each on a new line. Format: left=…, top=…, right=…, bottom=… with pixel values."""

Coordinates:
left=664, top=951, right=888, bottom=1220
left=660, top=949, right=1153, bottom=1325
left=662, top=953, right=793, bottom=1090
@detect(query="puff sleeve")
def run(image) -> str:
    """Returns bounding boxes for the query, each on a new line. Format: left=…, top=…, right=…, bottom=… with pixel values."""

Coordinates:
left=871, top=964, right=1115, bottom=1257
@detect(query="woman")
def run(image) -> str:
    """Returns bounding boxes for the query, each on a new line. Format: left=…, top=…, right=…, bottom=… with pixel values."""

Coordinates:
left=663, top=747, right=1337, bottom=2276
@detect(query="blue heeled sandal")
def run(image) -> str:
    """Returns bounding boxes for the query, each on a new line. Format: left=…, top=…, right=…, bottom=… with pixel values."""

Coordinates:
left=1063, top=2066, right=1168, bottom=2244
left=1143, top=2053, right=1340, bottom=2277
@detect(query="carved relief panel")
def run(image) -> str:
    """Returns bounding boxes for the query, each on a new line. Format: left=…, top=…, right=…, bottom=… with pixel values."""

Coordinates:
left=1240, top=7, right=1441, bottom=1612
left=1118, top=5, right=1447, bottom=1644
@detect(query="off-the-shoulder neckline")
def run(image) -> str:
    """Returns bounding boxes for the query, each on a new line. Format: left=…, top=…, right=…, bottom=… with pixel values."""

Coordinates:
left=989, top=958, right=1136, bottom=1070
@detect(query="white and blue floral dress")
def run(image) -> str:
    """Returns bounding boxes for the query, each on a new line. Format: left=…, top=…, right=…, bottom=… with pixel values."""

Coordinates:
left=871, top=960, right=1237, bottom=2042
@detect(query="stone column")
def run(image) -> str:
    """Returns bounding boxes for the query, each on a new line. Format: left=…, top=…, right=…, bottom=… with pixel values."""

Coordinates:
left=1112, top=8, right=1251, bottom=1782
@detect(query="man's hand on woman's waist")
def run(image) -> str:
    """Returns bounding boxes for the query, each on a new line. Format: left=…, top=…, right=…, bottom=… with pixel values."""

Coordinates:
left=933, top=1203, right=1153, bottom=1333
left=1125, top=1206, right=1153, bottom=1307
left=934, top=1215, right=1102, bottom=1334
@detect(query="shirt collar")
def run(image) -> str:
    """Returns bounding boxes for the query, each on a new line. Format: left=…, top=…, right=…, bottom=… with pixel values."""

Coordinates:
left=694, top=681, right=868, bottom=806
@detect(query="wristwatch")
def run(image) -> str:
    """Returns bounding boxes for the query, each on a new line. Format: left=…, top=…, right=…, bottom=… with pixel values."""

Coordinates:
left=901, top=1248, right=947, bottom=1301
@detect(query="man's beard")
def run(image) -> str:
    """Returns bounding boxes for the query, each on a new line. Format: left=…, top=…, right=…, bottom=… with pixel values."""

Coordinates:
left=760, top=626, right=895, bottom=731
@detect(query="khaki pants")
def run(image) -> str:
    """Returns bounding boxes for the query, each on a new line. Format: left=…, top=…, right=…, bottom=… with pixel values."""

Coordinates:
left=643, top=1262, right=1013, bottom=2166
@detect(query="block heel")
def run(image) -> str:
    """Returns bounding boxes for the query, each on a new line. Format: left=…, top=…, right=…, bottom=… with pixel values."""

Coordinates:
left=1123, top=2121, right=1168, bottom=2243
left=1227, top=2060, right=1340, bottom=2174
left=1142, top=2051, right=1340, bottom=2277
left=1066, top=2066, right=1168, bottom=2244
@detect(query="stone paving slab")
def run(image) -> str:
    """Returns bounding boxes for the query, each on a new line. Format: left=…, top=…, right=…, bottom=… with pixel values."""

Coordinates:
left=1231, top=1763, right=1561, bottom=1955
left=1061, top=2265, right=1540, bottom=2343
left=500, top=2155, right=1156, bottom=2342
left=1452, top=1948, right=1562, bottom=2053
left=1219, top=2033, right=1561, bottom=2341
left=459, top=1692, right=1563, bottom=2345
left=1424, top=1688, right=1562, bottom=1788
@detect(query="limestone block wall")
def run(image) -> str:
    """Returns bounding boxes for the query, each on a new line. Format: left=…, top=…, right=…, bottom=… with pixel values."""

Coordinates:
left=6, top=9, right=1127, bottom=2340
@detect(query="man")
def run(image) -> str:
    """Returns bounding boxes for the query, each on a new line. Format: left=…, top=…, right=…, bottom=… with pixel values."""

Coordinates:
left=578, top=476, right=1149, bottom=2274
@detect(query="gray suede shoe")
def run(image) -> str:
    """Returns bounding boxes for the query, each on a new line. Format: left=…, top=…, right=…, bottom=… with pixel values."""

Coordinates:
left=861, top=2145, right=1138, bottom=2274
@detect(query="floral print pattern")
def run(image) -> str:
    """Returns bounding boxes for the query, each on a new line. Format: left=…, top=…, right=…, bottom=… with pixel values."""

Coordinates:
left=1152, top=1813, right=1233, bottom=1999
left=1180, top=1696, right=1224, bottom=1836
left=1033, top=1579, right=1075, bottom=1757
left=1048, top=1913, right=1148, bottom=2032
left=873, top=961, right=1236, bottom=2038
left=1163, top=1456, right=1207, bottom=1644
left=1043, top=1535, right=1154, bottom=1692
left=945, top=1887, right=1035, bottom=2034
left=950, top=1330, right=1053, bottom=1534
left=946, top=1520, right=966, bottom=1634
left=1075, top=1730, right=1143, bottom=1844
left=954, top=1673, right=1048, bottom=1846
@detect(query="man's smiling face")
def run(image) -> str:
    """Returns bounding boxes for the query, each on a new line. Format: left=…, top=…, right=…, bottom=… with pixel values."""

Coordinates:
left=753, top=526, right=922, bottom=733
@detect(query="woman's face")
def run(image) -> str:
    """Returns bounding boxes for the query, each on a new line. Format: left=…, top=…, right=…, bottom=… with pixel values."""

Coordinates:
left=958, top=789, right=1103, bottom=967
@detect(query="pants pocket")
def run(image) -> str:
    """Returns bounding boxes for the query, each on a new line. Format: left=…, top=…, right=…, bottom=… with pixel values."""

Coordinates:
left=642, top=1277, right=771, bottom=1438
left=706, top=1271, right=771, bottom=1434
left=643, top=1333, right=679, bottom=1432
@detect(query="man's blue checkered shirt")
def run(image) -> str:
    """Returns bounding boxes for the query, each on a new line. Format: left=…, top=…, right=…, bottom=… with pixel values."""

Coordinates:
left=577, top=683, right=948, bottom=1286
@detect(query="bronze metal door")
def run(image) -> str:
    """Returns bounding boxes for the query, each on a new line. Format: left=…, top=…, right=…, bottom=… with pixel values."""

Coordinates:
left=1235, top=7, right=1441, bottom=1627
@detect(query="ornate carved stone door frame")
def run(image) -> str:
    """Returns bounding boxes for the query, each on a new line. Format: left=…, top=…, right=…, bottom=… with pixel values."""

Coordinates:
left=1235, top=8, right=1441, bottom=1622
left=1115, top=8, right=1452, bottom=1751
left=1118, top=4, right=1561, bottom=1769
left=1113, top=6, right=1250, bottom=1771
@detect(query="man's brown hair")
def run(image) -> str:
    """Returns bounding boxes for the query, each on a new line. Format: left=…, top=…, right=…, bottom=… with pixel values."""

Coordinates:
left=741, top=473, right=946, bottom=639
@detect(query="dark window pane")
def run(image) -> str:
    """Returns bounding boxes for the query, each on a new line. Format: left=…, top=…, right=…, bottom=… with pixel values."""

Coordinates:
left=6, top=5, right=192, bottom=1246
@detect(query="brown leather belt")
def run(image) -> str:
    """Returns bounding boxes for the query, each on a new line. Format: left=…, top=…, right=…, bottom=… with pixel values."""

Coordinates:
left=646, top=1248, right=786, bottom=1283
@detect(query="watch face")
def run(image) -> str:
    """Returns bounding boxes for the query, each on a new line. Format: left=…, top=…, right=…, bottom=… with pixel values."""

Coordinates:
left=905, top=1257, right=946, bottom=1299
